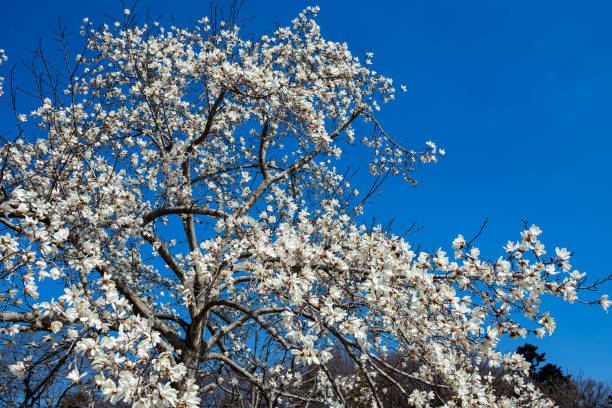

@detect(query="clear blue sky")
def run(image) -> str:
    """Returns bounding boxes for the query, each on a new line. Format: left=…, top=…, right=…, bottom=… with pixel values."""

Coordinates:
left=1, top=1, right=610, bottom=381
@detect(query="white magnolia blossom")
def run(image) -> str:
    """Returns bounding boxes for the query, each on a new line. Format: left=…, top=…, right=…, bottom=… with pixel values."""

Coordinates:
left=66, top=367, right=85, bottom=383
left=0, top=6, right=608, bottom=408
left=8, top=361, right=27, bottom=379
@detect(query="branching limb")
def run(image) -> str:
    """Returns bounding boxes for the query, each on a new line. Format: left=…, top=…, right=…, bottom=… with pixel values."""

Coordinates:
left=142, top=206, right=229, bottom=226
left=240, top=109, right=362, bottom=216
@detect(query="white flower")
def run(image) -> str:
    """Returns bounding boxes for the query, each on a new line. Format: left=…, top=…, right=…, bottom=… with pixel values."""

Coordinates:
left=123, top=9, right=130, bottom=15
left=67, top=368, right=84, bottom=383
left=156, top=382, right=178, bottom=406
left=570, top=270, right=585, bottom=280
left=538, top=312, right=556, bottom=335
left=100, top=378, right=122, bottom=404
left=555, top=247, right=571, bottom=261
left=64, top=308, right=78, bottom=322
left=54, top=228, right=69, bottom=242
left=50, top=321, right=63, bottom=333
left=529, top=224, right=542, bottom=236
left=292, top=347, right=320, bottom=365
left=8, top=361, right=26, bottom=378
left=600, top=295, right=611, bottom=312
left=452, top=234, right=466, bottom=249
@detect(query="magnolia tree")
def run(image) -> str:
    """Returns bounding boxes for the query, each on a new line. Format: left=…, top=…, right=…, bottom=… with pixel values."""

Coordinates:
left=0, top=6, right=609, bottom=408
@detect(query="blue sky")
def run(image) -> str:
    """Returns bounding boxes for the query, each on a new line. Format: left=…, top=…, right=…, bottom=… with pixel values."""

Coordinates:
left=1, top=1, right=610, bottom=381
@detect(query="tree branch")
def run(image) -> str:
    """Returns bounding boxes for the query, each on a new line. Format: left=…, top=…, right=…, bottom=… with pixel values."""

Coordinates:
left=240, top=109, right=362, bottom=216
left=98, top=266, right=186, bottom=352
left=142, top=206, right=228, bottom=226
left=188, top=88, right=226, bottom=151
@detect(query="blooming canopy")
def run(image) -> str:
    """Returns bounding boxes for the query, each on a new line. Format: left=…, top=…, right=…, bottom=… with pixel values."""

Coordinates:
left=0, top=6, right=608, bottom=408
